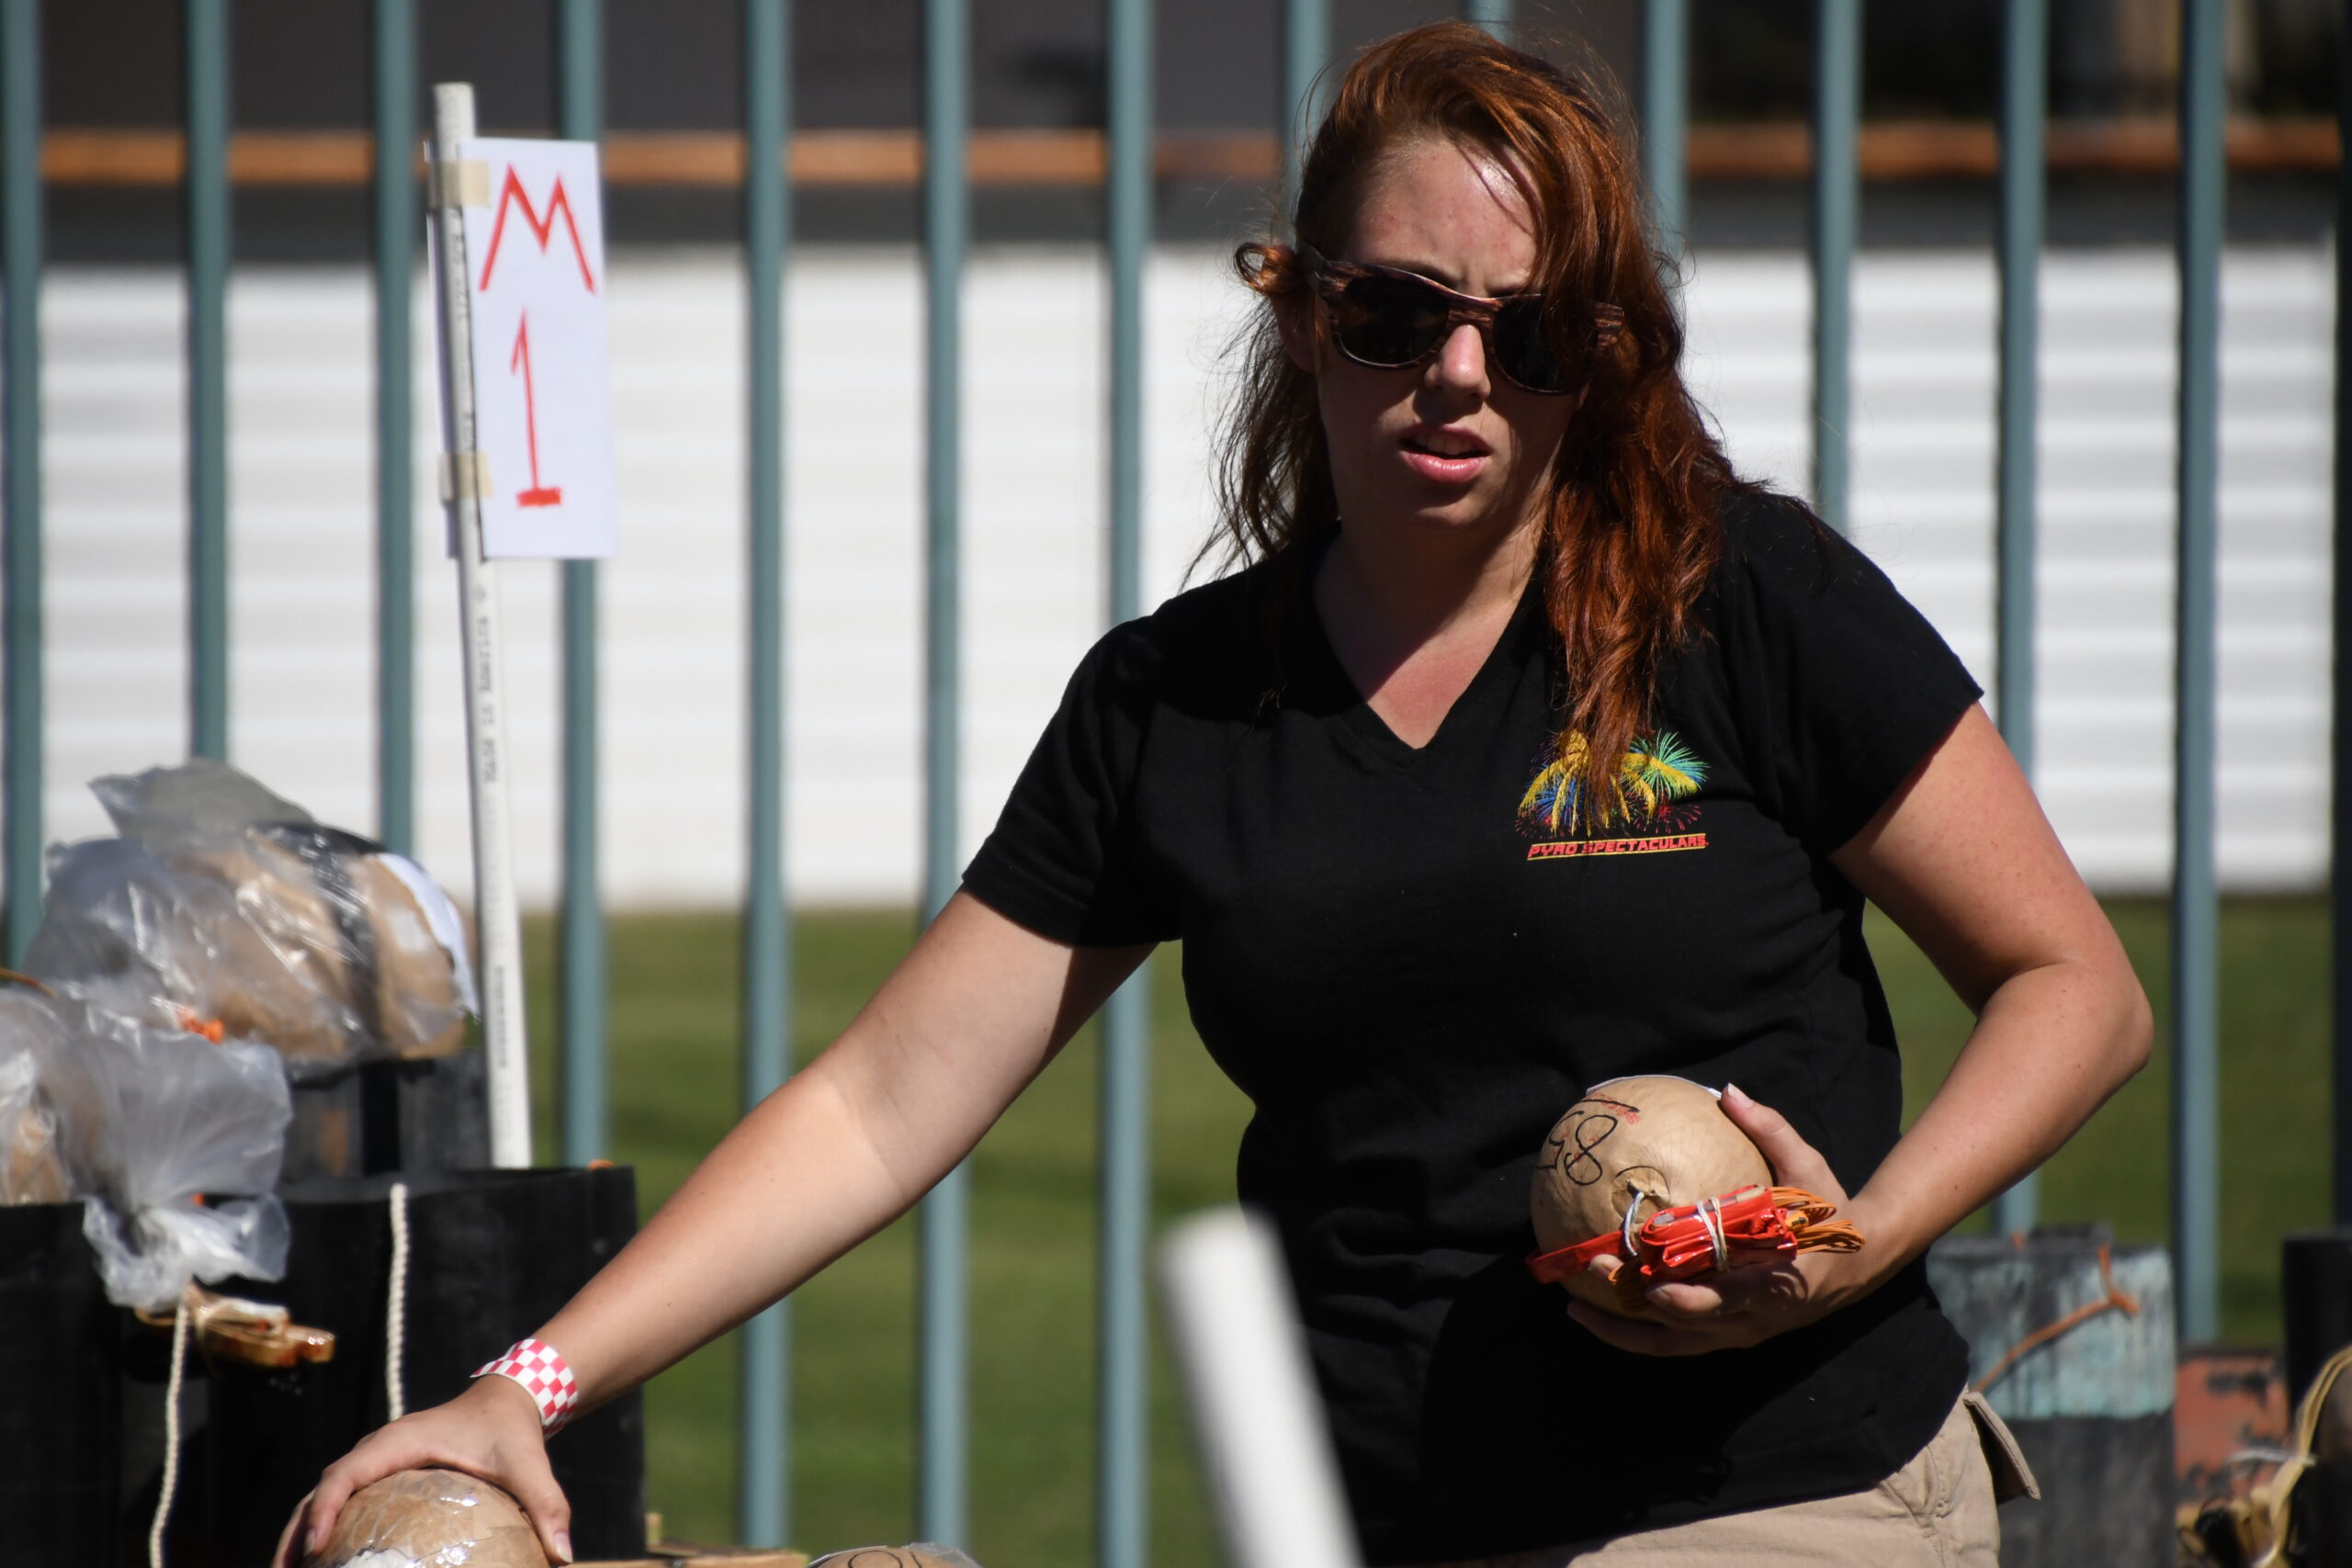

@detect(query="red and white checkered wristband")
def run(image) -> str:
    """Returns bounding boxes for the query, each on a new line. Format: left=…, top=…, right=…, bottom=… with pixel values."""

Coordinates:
left=473, top=1337, right=582, bottom=1433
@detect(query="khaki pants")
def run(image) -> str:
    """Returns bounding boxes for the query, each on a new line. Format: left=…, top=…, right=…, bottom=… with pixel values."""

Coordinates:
left=1412, top=1393, right=2039, bottom=1568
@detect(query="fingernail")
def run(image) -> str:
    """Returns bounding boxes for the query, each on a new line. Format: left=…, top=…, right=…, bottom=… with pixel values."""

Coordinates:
left=554, top=1530, right=574, bottom=1563
left=306, top=1525, right=323, bottom=1556
left=1723, top=1082, right=1749, bottom=1105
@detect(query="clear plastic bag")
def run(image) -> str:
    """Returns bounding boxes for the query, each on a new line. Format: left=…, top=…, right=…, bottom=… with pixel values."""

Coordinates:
left=305, top=1468, right=546, bottom=1568
left=73, top=1000, right=292, bottom=1310
left=28, top=759, right=476, bottom=1074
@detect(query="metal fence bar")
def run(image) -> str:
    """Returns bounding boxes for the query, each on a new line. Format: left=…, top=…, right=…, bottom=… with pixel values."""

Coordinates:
left=1810, top=0, right=1859, bottom=536
left=1462, top=0, right=1510, bottom=39
left=1, top=0, right=40, bottom=963
left=1641, top=0, right=1687, bottom=254
left=558, top=0, right=609, bottom=1166
left=919, top=0, right=971, bottom=1544
left=187, top=0, right=231, bottom=759
left=739, top=0, right=794, bottom=1546
left=1989, top=0, right=2045, bottom=1240
left=2335, top=0, right=2352, bottom=1229
left=1282, top=0, right=1328, bottom=205
left=374, top=0, right=416, bottom=855
left=2171, top=0, right=2225, bottom=1344
left=1100, top=2, right=1152, bottom=1564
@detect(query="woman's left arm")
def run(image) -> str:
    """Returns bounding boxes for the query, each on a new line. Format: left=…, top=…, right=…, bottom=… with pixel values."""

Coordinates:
left=1569, top=705, right=2154, bottom=1354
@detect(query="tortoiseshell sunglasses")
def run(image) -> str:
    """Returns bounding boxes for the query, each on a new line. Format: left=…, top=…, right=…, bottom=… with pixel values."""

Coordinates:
left=1299, top=244, right=1625, bottom=396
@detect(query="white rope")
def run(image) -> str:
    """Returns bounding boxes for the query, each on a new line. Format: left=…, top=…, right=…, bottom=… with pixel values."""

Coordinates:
left=1698, top=1195, right=1730, bottom=1273
left=149, top=1295, right=191, bottom=1568
left=1619, top=1190, right=1647, bottom=1258
left=386, top=1180, right=411, bottom=1421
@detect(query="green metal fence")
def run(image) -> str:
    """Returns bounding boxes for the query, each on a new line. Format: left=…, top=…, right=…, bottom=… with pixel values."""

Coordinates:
left=740, top=2, right=795, bottom=1547
left=0, top=0, right=2323, bottom=1556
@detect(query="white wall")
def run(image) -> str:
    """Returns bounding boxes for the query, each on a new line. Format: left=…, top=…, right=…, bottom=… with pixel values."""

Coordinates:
left=17, top=240, right=2335, bottom=906
left=1684, top=246, right=2334, bottom=892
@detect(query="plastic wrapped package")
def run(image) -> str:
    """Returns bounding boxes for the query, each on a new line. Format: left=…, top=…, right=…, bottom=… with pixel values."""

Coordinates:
left=28, top=759, right=476, bottom=1074
left=73, top=1001, right=293, bottom=1310
left=0, top=987, right=104, bottom=1203
left=33, top=836, right=255, bottom=1033
left=303, top=1468, right=547, bottom=1568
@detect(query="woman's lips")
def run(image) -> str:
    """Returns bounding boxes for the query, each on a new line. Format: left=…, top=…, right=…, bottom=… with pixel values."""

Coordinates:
left=1399, top=431, right=1490, bottom=485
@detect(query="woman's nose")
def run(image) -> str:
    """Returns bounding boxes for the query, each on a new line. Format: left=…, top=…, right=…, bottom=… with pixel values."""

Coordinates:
left=1432, top=321, right=1490, bottom=392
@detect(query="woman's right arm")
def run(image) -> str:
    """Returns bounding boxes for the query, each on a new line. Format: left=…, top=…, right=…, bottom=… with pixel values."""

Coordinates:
left=280, top=891, right=1150, bottom=1564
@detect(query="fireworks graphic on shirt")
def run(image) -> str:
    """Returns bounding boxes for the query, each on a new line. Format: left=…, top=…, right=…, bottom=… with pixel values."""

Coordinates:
left=1517, top=729, right=1708, bottom=839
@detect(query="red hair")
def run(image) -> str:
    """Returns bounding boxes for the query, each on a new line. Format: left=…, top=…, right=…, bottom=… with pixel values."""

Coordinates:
left=1214, top=22, right=1741, bottom=784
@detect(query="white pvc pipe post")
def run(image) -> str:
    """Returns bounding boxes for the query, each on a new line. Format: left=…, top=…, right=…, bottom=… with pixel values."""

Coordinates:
left=430, top=82, right=533, bottom=1168
left=1157, top=1208, right=1363, bottom=1568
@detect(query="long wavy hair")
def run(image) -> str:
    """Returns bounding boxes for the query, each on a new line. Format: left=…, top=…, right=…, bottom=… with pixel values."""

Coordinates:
left=1214, top=21, right=1741, bottom=791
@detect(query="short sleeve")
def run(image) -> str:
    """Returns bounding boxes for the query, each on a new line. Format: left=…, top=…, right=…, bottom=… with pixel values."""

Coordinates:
left=1718, top=494, right=1984, bottom=853
left=961, top=623, right=1177, bottom=947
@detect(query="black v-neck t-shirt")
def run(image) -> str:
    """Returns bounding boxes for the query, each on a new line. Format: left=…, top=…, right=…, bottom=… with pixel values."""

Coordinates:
left=962, top=490, right=1982, bottom=1562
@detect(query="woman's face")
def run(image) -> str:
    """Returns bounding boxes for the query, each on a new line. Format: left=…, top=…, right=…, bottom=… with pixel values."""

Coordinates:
left=1286, top=137, right=1578, bottom=552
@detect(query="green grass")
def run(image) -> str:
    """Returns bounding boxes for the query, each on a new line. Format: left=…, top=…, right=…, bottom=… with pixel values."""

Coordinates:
left=519, top=897, right=2328, bottom=1565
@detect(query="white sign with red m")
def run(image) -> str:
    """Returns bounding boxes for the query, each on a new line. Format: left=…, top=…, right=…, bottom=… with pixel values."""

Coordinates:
left=453, top=138, right=618, bottom=559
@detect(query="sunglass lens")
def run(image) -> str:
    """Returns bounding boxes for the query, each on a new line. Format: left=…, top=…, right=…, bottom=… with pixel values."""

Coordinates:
left=1494, top=298, right=1573, bottom=393
left=1329, top=275, right=1450, bottom=367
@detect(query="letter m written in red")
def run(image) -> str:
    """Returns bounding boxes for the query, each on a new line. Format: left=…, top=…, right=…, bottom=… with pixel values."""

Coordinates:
left=476, top=167, right=598, bottom=294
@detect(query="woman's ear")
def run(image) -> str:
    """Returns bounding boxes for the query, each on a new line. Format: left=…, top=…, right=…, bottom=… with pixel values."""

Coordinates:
left=1274, top=292, right=1317, bottom=377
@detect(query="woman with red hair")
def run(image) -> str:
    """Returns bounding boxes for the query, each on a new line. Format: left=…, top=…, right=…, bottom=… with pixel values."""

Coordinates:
left=287, top=23, right=2148, bottom=1566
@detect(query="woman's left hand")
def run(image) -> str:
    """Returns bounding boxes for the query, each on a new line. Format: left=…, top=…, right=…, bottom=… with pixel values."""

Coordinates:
left=1563, top=1083, right=1891, bottom=1356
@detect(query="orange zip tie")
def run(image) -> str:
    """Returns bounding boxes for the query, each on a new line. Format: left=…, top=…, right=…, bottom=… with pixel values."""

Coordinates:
left=171, top=1006, right=227, bottom=1043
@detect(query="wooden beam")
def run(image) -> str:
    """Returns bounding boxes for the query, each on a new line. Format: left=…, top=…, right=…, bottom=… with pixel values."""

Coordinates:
left=1687, top=115, right=2342, bottom=181
left=33, top=118, right=2342, bottom=191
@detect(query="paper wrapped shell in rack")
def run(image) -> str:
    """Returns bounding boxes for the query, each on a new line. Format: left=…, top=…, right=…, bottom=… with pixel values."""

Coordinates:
left=303, top=1468, right=546, bottom=1568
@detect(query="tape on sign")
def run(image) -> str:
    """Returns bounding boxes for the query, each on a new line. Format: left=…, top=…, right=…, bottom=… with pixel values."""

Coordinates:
left=432, top=158, right=490, bottom=209
left=439, top=451, right=493, bottom=502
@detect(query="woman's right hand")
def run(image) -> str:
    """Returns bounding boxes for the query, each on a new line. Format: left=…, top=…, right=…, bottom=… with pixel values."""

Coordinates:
left=270, top=895, right=1139, bottom=1568
left=270, top=1373, right=573, bottom=1566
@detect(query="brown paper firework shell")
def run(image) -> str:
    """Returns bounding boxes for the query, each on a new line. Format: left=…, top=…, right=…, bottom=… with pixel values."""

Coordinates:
left=349, top=852, right=474, bottom=1057
left=305, top=1468, right=548, bottom=1568
left=0, top=988, right=102, bottom=1205
left=809, top=1548, right=985, bottom=1568
left=1530, top=1075, right=1770, bottom=1316
left=1, top=1100, right=68, bottom=1203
